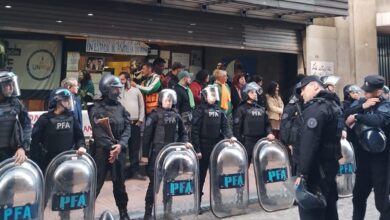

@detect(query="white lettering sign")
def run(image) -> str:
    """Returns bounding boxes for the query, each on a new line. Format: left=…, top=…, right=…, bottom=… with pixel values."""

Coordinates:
left=86, top=38, right=149, bottom=56
left=310, top=61, right=334, bottom=76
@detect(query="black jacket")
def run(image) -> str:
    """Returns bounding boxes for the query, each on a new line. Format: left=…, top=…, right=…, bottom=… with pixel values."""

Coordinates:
left=345, top=97, right=390, bottom=151
left=88, top=98, right=131, bottom=150
left=142, top=107, right=189, bottom=157
left=166, top=72, right=179, bottom=89
left=174, top=84, right=193, bottom=114
left=298, top=91, right=342, bottom=176
left=191, top=103, right=233, bottom=152
left=233, top=101, right=272, bottom=143
left=30, top=111, right=85, bottom=170
left=1, top=98, right=32, bottom=151
left=231, top=87, right=242, bottom=112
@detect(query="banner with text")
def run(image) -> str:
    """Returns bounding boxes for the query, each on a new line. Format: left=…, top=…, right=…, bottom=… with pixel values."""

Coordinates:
left=5, top=39, right=62, bottom=91
left=86, top=37, right=149, bottom=56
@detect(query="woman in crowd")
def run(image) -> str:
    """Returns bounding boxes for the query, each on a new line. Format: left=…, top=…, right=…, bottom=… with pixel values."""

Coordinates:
left=231, top=73, right=246, bottom=112
left=189, top=69, right=210, bottom=106
left=78, top=71, right=95, bottom=108
left=266, top=81, right=284, bottom=138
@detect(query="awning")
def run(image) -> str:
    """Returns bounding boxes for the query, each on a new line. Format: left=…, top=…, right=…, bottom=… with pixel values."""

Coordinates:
left=0, top=0, right=306, bottom=53
left=104, top=0, right=349, bottom=22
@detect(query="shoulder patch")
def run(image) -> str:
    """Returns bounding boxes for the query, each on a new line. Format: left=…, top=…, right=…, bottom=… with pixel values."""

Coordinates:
left=233, top=117, right=240, bottom=124
left=307, top=117, right=318, bottom=128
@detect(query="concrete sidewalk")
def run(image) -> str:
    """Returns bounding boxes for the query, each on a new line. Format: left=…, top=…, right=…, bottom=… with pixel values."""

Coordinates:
left=94, top=167, right=380, bottom=219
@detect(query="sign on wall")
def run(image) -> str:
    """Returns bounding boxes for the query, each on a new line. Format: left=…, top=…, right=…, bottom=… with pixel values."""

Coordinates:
left=4, top=39, right=62, bottom=90
left=86, top=37, right=149, bottom=56
left=310, top=61, right=334, bottom=76
left=66, top=52, right=80, bottom=71
left=172, top=53, right=190, bottom=69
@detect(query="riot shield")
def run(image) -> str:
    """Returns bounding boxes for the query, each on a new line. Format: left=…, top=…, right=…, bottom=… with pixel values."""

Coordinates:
left=44, top=150, right=97, bottom=220
left=0, top=158, right=44, bottom=220
left=336, top=139, right=356, bottom=198
left=154, top=143, right=199, bottom=220
left=98, top=211, right=115, bottom=220
left=253, top=138, right=294, bottom=212
left=209, top=140, right=248, bottom=218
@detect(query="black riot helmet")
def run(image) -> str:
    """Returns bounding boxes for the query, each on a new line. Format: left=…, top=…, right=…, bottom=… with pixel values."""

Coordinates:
left=242, top=82, right=261, bottom=101
left=48, top=88, right=74, bottom=111
left=295, top=177, right=327, bottom=210
left=0, top=71, right=21, bottom=98
left=99, top=74, right=123, bottom=101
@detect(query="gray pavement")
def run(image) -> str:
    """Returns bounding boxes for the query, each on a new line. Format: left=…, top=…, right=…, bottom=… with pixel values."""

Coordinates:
left=95, top=167, right=380, bottom=220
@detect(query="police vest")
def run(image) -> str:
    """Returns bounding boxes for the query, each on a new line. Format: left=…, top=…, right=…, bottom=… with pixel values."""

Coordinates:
left=154, top=110, right=177, bottom=144
left=201, top=107, right=222, bottom=139
left=44, top=114, right=74, bottom=156
left=143, top=75, right=160, bottom=114
left=243, top=106, right=266, bottom=137
left=0, top=101, right=19, bottom=149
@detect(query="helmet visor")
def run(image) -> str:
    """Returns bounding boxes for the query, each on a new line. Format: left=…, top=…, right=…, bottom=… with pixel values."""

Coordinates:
left=202, top=85, right=220, bottom=104
left=0, top=75, right=20, bottom=97
left=160, top=89, right=177, bottom=109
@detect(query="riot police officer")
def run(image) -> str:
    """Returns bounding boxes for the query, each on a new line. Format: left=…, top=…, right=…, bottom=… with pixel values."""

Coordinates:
left=142, top=89, right=192, bottom=220
left=280, top=84, right=304, bottom=175
left=342, top=84, right=362, bottom=112
left=294, top=75, right=342, bottom=220
left=345, top=75, right=390, bottom=220
left=191, top=85, right=236, bottom=213
left=0, top=71, right=31, bottom=164
left=30, top=88, right=86, bottom=171
left=233, top=82, right=275, bottom=165
left=89, top=74, right=131, bottom=220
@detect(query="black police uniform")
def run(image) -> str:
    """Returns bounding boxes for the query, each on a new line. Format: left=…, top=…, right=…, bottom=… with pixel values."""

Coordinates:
left=30, top=111, right=85, bottom=171
left=344, top=75, right=390, bottom=220
left=0, top=97, right=31, bottom=162
left=297, top=90, right=342, bottom=220
left=280, top=95, right=304, bottom=175
left=233, top=101, right=272, bottom=165
left=89, top=98, right=131, bottom=213
left=347, top=98, right=390, bottom=220
left=142, top=106, right=189, bottom=217
left=191, top=102, right=233, bottom=204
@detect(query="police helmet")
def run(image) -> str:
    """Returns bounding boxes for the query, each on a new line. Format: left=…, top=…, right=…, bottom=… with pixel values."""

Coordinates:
left=295, top=178, right=327, bottom=210
left=360, top=127, right=386, bottom=153
left=201, top=85, right=220, bottom=104
left=321, top=75, right=340, bottom=86
left=99, top=74, right=123, bottom=101
left=242, top=82, right=261, bottom=101
left=0, top=71, right=20, bottom=98
left=49, top=88, right=74, bottom=111
left=158, top=89, right=177, bottom=108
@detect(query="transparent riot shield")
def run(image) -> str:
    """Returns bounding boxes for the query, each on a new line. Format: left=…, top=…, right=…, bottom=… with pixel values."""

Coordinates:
left=253, top=138, right=294, bottom=212
left=336, top=139, right=356, bottom=198
left=98, top=210, right=115, bottom=220
left=44, top=150, right=97, bottom=220
left=154, top=143, right=199, bottom=220
left=209, top=140, right=248, bottom=218
left=0, top=158, right=44, bottom=220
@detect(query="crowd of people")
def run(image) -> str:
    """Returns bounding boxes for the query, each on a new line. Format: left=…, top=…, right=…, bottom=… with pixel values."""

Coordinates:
left=0, top=56, right=390, bottom=220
